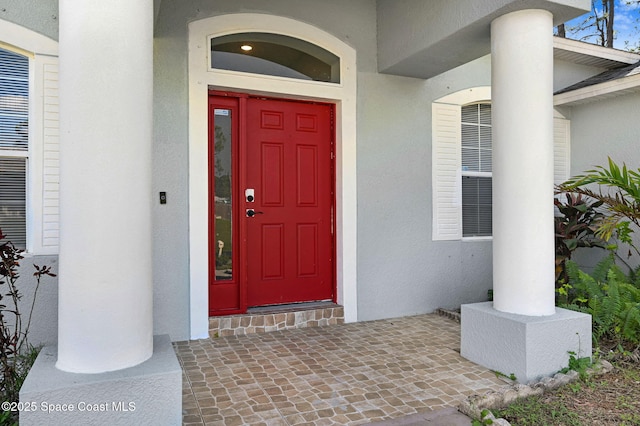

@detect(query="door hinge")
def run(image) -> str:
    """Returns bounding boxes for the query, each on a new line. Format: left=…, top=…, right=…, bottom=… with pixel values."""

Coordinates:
left=331, top=207, right=335, bottom=235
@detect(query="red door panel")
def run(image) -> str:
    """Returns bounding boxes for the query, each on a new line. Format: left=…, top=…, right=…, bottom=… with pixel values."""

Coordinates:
left=246, top=98, right=334, bottom=307
left=208, top=93, right=334, bottom=315
left=261, top=143, right=284, bottom=206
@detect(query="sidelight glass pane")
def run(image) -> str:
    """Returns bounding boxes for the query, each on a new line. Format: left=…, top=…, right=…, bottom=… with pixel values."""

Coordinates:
left=214, top=109, right=233, bottom=281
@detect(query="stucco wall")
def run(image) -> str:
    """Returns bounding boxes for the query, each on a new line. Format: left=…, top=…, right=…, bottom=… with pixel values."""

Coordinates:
left=565, top=92, right=640, bottom=272
left=0, top=0, right=58, bottom=40
left=153, top=0, right=379, bottom=338
left=154, top=1, right=497, bottom=326
left=553, top=59, right=606, bottom=92
left=569, top=94, right=640, bottom=173
left=357, top=56, right=495, bottom=320
left=3, top=0, right=631, bottom=342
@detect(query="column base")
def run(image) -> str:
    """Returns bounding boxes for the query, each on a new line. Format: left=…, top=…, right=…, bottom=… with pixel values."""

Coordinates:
left=461, top=302, right=592, bottom=383
left=19, top=334, right=181, bottom=426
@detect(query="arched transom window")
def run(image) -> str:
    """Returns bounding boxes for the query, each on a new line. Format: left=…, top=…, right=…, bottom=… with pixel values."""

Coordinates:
left=211, top=32, right=340, bottom=83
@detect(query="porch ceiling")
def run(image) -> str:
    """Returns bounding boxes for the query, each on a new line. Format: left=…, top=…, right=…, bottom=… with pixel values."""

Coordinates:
left=377, top=0, right=591, bottom=79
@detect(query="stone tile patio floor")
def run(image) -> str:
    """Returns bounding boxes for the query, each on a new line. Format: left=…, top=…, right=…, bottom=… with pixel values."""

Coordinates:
left=175, top=314, right=505, bottom=425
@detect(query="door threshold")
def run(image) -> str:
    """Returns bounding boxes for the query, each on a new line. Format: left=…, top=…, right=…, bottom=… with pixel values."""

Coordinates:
left=247, top=301, right=338, bottom=314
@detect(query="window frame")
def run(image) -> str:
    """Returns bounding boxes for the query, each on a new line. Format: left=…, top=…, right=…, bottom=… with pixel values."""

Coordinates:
left=0, top=20, right=59, bottom=255
left=0, top=45, right=30, bottom=249
left=432, top=87, right=570, bottom=242
left=461, top=175, right=493, bottom=240
left=210, top=32, right=341, bottom=83
left=460, top=102, right=493, bottom=239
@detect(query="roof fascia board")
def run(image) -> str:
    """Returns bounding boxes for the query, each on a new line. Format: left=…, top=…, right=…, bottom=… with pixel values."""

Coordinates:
left=553, top=37, right=640, bottom=67
left=554, top=73, right=640, bottom=105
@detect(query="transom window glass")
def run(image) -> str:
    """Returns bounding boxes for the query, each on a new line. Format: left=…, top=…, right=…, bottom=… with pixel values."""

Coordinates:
left=211, top=32, right=340, bottom=83
left=461, top=103, right=492, bottom=237
left=0, top=47, right=29, bottom=248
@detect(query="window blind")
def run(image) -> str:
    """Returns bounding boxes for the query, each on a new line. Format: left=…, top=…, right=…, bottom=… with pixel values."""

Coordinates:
left=461, top=103, right=492, bottom=237
left=0, top=157, right=26, bottom=248
left=0, top=47, right=29, bottom=248
left=461, top=103, right=492, bottom=173
left=0, top=48, right=29, bottom=151
left=462, top=176, right=492, bottom=237
left=433, top=94, right=570, bottom=242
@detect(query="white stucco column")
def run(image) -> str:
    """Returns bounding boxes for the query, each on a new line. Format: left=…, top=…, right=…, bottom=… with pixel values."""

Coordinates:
left=57, top=0, right=153, bottom=373
left=491, top=10, right=556, bottom=316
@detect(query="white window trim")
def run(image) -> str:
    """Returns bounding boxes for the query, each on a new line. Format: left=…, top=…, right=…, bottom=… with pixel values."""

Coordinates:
left=0, top=19, right=59, bottom=255
left=432, top=86, right=570, bottom=242
left=188, top=14, right=357, bottom=339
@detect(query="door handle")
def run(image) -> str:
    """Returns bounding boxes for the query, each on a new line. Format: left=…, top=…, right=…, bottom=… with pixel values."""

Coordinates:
left=246, top=209, right=264, bottom=217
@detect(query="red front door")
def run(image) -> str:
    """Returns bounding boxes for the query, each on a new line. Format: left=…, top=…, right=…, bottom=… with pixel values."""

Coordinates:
left=208, top=94, right=335, bottom=315
left=245, top=97, right=334, bottom=306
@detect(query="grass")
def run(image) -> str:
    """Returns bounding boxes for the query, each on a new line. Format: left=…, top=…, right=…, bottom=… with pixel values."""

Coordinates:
left=494, top=395, right=583, bottom=425
left=0, top=345, right=41, bottom=426
left=492, top=359, right=640, bottom=425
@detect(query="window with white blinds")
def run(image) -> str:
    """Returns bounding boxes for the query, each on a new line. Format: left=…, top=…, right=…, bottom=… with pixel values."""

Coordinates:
left=432, top=87, right=569, bottom=242
left=0, top=157, right=26, bottom=247
left=0, top=47, right=29, bottom=248
left=461, top=103, right=492, bottom=237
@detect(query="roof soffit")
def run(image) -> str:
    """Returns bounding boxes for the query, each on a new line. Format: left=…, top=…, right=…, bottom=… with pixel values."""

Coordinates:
left=553, top=37, right=640, bottom=69
left=377, top=0, right=591, bottom=79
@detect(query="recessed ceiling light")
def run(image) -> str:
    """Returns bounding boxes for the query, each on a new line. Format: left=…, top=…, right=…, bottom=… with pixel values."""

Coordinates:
left=240, top=44, right=253, bottom=52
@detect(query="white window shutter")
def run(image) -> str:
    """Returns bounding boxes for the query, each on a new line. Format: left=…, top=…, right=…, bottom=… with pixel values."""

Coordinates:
left=432, top=103, right=462, bottom=241
left=553, top=116, right=570, bottom=186
left=30, top=54, right=60, bottom=253
left=42, top=57, right=59, bottom=250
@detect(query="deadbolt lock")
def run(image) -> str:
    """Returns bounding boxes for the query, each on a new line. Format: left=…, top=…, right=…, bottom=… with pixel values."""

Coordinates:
left=245, top=188, right=255, bottom=202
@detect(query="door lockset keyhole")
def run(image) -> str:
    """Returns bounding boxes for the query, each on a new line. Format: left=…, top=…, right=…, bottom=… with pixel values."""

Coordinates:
left=245, top=188, right=255, bottom=203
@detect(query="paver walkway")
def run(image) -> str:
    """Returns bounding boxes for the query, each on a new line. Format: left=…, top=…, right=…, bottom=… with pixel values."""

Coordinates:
left=176, top=314, right=504, bottom=425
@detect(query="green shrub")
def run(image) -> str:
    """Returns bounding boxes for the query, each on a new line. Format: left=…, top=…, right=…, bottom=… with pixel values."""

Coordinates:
left=0, top=229, right=55, bottom=421
left=554, top=193, right=605, bottom=287
left=561, top=257, right=640, bottom=347
left=557, top=158, right=640, bottom=259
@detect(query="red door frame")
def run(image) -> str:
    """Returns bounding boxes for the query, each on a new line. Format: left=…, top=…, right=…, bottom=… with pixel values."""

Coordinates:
left=208, top=94, right=244, bottom=315
left=208, top=90, right=337, bottom=316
